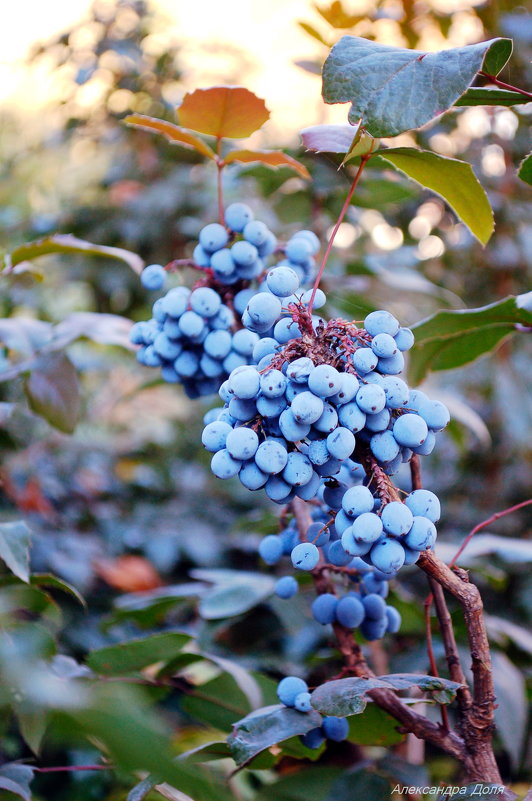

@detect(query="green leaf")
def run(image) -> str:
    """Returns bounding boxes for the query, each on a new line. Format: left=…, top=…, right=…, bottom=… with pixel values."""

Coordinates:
left=191, top=569, right=276, bottom=620
left=124, top=114, right=215, bottom=159
left=518, top=153, right=532, bottom=186
left=15, top=706, right=48, bottom=753
left=326, top=771, right=391, bottom=801
left=0, top=521, right=31, bottom=582
left=228, top=704, right=323, bottom=766
left=347, top=703, right=404, bottom=746
left=180, top=741, right=233, bottom=763
left=455, top=87, right=529, bottom=107
left=24, top=352, right=81, bottom=434
left=482, top=38, right=513, bottom=75
left=87, top=632, right=191, bottom=675
left=181, top=672, right=255, bottom=733
left=56, top=684, right=232, bottom=801
left=409, top=293, right=532, bottom=383
left=376, top=147, right=493, bottom=244
left=311, top=674, right=462, bottom=716
left=31, top=574, right=87, bottom=608
left=322, top=35, right=511, bottom=137
left=5, top=234, right=144, bottom=275
left=256, top=767, right=343, bottom=801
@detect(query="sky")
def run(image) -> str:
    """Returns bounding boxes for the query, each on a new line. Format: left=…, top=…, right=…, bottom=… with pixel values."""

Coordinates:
left=0, top=0, right=348, bottom=138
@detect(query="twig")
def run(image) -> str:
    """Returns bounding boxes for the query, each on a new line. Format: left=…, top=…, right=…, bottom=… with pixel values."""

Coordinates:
left=449, top=499, right=532, bottom=568
left=307, top=152, right=372, bottom=315
left=478, top=72, right=532, bottom=99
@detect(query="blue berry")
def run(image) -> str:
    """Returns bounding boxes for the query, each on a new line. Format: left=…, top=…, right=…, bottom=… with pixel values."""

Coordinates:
left=141, top=263, right=166, bottom=291
left=291, top=542, right=320, bottom=571
left=277, top=676, right=308, bottom=707
left=275, top=576, right=298, bottom=599
left=312, top=593, right=338, bottom=624
left=335, top=595, right=365, bottom=628
left=225, top=203, right=254, bottom=232
left=259, top=535, right=283, bottom=565
left=199, top=223, right=229, bottom=252
left=322, top=716, right=349, bottom=742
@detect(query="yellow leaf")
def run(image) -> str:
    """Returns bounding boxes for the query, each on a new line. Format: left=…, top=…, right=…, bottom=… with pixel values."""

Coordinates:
left=224, top=149, right=311, bottom=179
left=124, top=114, right=215, bottom=159
left=177, top=87, right=270, bottom=139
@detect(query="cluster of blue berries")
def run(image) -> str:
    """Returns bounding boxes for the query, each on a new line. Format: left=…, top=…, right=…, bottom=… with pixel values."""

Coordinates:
left=276, top=676, right=349, bottom=748
left=332, top=486, right=440, bottom=576
left=130, top=285, right=260, bottom=398
left=311, top=576, right=401, bottom=641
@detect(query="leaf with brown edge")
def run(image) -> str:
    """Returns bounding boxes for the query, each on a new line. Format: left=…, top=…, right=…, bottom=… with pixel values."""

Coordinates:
left=124, top=114, right=215, bottom=159
left=224, top=150, right=310, bottom=179
left=177, top=87, right=269, bottom=139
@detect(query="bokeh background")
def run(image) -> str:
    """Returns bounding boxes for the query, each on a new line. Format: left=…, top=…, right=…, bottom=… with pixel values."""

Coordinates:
left=0, top=1, right=531, bottom=799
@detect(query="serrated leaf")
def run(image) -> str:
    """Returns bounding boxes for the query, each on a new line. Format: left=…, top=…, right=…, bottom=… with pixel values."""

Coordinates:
left=124, top=114, right=215, bottom=159
left=7, top=234, right=144, bottom=275
left=228, top=704, right=323, bottom=766
left=223, top=149, right=310, bottom=179
left=377, top=147, right=493, bottom=244
left=409, top=293, right=532, bottom=383
left=311, top=674, right=462, bottom=716
left=177, top=87, right=269, bottom=139
left=25, top=352, right=81, bottom=434
left=455, top=87, right=529, bottom=107
left=322, top=35, right=511, bottom=137
left=518, top=153, right=532, bottom=186
left=87, top=632, right=191, bottom=675
left=298, top=21, right=329, bottom=45
left=0, top=521, right=31, bottom=582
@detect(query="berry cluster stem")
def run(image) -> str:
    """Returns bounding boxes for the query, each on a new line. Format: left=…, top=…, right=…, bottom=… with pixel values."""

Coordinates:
left=307, top=152, right=372, bottom=316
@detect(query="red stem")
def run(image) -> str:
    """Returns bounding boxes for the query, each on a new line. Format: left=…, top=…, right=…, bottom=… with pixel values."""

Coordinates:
left=216, top=138, right=224, bottom=225
left=479, top=72, right=532, bottom=99
left=307, top=152, right=372, bottom=315
left=449, top=498, right=532, bottom=569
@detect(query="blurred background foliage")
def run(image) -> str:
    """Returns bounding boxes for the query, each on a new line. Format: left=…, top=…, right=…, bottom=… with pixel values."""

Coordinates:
left=0, top=1, right=531, bottom=799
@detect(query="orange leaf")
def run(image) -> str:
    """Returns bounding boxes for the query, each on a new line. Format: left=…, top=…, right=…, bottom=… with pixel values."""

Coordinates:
left=177, top=87, right=270, bottom=139
left=94, top=555, right=163, bottom=592
left=223, top=149, right=311, bottom=179
left=124, top=114, right=215, bottom=159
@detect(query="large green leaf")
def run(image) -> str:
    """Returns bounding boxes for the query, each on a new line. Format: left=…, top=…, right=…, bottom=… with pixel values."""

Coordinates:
left=87, top=632, right=192, bottom=675
left=376, top=147, right=493, bottom=244
left=348, top=702, right=404, bottom=746
left=518, top=153, right=532, bottom=186
left=4, top=234, right=144, bottom=275
left=228, top=704, right=323, bottom=766
left=311, top=674, right=462, bottom=716
left=322, top=36, right=511, bottom=136
left=0, top=521, right=31, bottom=582
left=409, top=293, right=532, bottom=384
left=55, top=684, right=231, bottom=801
left=24, top=352, right=81, bottom=433
left=256, top=767, right=343, bottom=801
left=326, top=771, right=391, bottom=801
left=455, top=87, right=529, bottom=107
